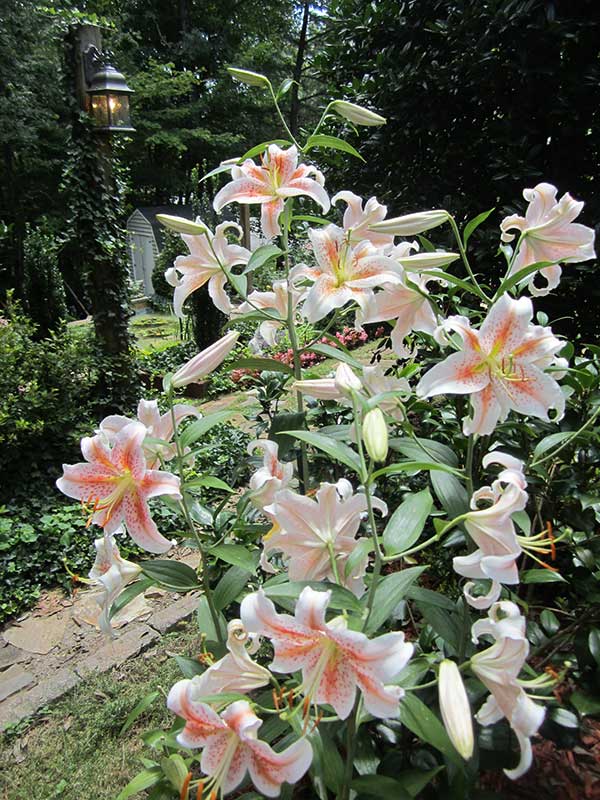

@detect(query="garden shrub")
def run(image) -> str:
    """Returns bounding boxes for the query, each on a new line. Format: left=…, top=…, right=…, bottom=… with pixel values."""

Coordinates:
left=22, top=223, right=68, bottom=338
left=0, top=301, right=99, bottom=504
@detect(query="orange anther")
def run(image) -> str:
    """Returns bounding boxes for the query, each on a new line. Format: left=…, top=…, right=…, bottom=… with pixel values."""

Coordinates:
left=272, top=689, right=280, bottom=711
left=195, top=781, right=204, bottom=800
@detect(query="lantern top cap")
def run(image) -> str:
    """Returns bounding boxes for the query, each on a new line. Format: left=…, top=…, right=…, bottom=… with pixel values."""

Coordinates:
left=88, top=63, right=134, bottom=95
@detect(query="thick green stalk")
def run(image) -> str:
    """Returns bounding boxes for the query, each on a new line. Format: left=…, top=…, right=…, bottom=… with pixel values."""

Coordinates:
left=448, top=215, right=492, bottom=304
left=167, top=389, right=224, bottom=646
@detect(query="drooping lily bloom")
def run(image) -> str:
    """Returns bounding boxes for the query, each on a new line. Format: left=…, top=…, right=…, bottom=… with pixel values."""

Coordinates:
left=263, top=479, right=387, bottom=596
left=361, top=365, right=410, bottom=422
left=471, top=601, right=545, bottom=779
left=357, top=268, right=439, bottom=357
left=417, top=294, right=566, bottom=435
left=88, top=530, right=142, bottom=637
left=500, top=182, right=595, bottom=297
left=171, top=330, right=240, bottom=388
left=332, top=191, right=394, bottom=247
left=297, top=224, right=402, bottom=323
left=248, top=439, right=294, bottom=511
left=213, top=144, right=330, bottom=239
left=166, top=692, right=312, bottom=798
left=454, top=453, right=528, bottom=609
left=188, top=619, right=271, bottom=697
left=165, top=220, right=250, bottom=316
left=234, top=279, right=304, bottom=346
left=100, top=399, right=201, bottom=469
left=241, top=587, right=413, bottom=719
left=57, top=421, right=181, bottom=553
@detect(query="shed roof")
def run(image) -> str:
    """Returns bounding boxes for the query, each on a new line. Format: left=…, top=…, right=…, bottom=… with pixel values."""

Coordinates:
left=135, top=205, right=194, bottom=250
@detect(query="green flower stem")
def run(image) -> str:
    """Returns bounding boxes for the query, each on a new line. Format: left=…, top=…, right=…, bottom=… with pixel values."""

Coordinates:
left=268, top=84, right=301, bottom=149
left=448, top=215, right=492, bottom=304
left=465, top=434, right=475, bottom=497
left=326, top=540, right=342, bottom=585
left=167, top=388, right=224, bottom=646
left=281, top=199, right=310, bottom=494
left=339, top=696, right=360, bottom=800
left=530, top=404, right=600, bottom=468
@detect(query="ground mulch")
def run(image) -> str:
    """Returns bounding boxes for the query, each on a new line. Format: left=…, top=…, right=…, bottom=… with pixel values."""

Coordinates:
left=480, top=718, right=600, bottom=799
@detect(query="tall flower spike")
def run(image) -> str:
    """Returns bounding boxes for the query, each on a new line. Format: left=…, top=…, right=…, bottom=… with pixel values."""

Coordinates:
left=417, top=293, right=566, bottom=435
left=471, top=601, right=545, bottom=780
left=166, top=693, right=312, bottom=798
left=296, top=224, right=403, bottom=323
left=213, top=144, right=330, bottom=239
left=500, top=182, right=595, bottom=297
left=165, top=220, right=250, bottom=316
left=262, top=479, right=387, bottom=596
left=241, top=587, right=413, bottom=719
left=57, top=421, right=181, bottom=553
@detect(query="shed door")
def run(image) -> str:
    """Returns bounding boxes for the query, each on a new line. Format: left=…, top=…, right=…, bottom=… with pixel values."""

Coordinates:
left=129, top=233, right=155, bottom=296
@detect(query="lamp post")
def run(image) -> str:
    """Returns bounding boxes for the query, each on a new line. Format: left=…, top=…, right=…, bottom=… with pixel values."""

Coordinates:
left=66, top=24, right=138, bottom=408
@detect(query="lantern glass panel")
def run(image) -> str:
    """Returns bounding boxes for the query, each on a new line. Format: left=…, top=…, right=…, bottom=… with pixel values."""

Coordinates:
left=90, top=93, right=109, bottom=127
left=107, top=93, right=131, bottom=128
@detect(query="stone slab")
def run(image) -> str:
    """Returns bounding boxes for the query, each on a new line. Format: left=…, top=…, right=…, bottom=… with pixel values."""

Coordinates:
left=0, top=665, right=36, bottom=702
left=0, top=667, right=79, bottom=730
left=3, top=613, right=68, bottom=654
left=74, top=623, right=159, bottom=678
left=0, top=643, right=30, bottom=671
left=147, top=592, right=200, bottom=634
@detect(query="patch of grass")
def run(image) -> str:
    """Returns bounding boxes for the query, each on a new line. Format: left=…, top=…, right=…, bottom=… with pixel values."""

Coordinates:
left=0, top=624, right=201, bottom=800
left=130, top=314, right=181, bottom=353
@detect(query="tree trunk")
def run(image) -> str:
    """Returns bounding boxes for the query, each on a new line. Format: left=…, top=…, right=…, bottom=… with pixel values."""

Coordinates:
left=289, top=0, right=310, bottom=138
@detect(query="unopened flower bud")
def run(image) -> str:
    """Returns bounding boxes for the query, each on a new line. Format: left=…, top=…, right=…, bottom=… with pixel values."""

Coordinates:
left=156, top=214, right=207, bottom=236
left=370, top=210, right=449, bottom=236
left=438, top=659, right=474, bottom=760
left=362, top=408, right=388, bottom=462
left=334, top=363, right=362, bottom=398
left=331, top=100, right=386, bottom=127
left=227, top=67, right=271, bottom=88
left=172, top=331, right=239, bottom=388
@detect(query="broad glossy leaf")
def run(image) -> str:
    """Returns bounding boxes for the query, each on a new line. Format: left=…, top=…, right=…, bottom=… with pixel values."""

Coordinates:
left=351, top=775, right=411, bottom=799
left=115, top=768, right=162, bottom=800
left=399, top=693, right=461, bottom=765
left=244, top=244, right=282, bottom=274
left=364, top=566, right=427, bottom=633
left=532, top=431, right=574, bottom=460
left=263, top=580, right=362, bottom=613
left=109, top=578, right=154, bottom=620
left=308, top=342, right=362, bottom=368
left=431, top=471, right=469, bottom=519
left=230, top=356, right=294, bottom=376
left=210, top=543, right=258, bottom=572
left=180, top=409, right=236, bottom=449
left=213, top=565, right=250, bottom=610
left=140, top=560, right=200, bottom=591
left=521, top=568, right=567, bottom=584
left=120, top=691, right=160, bottom=736
left=388, top=437, right=458, bottom=467
left=287, top=429, right=362, bottom=474
left=305, top=133, right=365, bottom=161
left=463, top=208, right=494, bottom=247
left=383, top=489, right=433, bottom=556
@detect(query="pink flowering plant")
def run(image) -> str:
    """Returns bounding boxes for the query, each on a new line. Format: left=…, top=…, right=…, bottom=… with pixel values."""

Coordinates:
left=56, top=68, right=600, bottom=799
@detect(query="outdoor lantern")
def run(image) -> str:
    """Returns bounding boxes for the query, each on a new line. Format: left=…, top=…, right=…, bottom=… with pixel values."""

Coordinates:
left=84, top=47, right=135, bottom=133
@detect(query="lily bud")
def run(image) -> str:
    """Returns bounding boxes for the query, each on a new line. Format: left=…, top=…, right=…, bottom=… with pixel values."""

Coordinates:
left=362, top=408, right=388, bottom=462
left=227, top=67, right=271, bottom=89
left=334, top=363, right=362, bottom=398
left=172, top=331, right=240, bottom=388
left=438, top=659, right=474, bottom=760
left=370, top=210, right=449, bottom=236
left=331, top=100, right=387, bottom=127
left=156, top=214, right=207, bottom=236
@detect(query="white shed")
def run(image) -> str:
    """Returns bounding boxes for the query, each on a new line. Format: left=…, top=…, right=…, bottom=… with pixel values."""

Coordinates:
left=126, top=205, right=193, bottom=296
